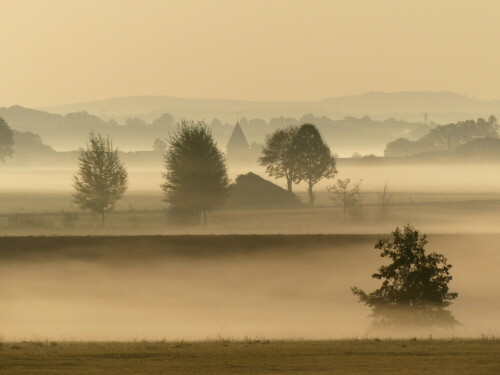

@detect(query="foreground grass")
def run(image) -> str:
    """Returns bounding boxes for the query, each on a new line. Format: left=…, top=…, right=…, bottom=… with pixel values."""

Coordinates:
left=0, top=339, right=498, bottom=374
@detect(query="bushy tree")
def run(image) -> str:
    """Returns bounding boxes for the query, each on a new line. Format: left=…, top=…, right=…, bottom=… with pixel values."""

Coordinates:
left=161, top=120, right=229, bottom=225
left=153, top=138, right=167, bottom=153
left=384, top=137, right=415, bottom=157
left=291, top=124, right=337, bottom=205
left=352, top=225, right=458, bottom=328
left=0, top=117, right=14, bottom=162
left=259, top=126, right=299, bottom=192
left=73, top=132, right=128, bottom=225
left=152, top=113, right=175, bottom=129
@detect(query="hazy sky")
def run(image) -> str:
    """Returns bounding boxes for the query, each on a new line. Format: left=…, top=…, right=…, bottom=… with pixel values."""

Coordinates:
left=2, top=0, right=500, bottom=107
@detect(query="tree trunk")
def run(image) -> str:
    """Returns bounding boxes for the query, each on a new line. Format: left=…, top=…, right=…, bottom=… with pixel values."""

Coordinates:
left=287, top=178, right=292, bottom=192
left=308, top=183, right=315, bottom=206
left=202, top=209, right=207, bottom=227
left=101, top=209, right=105, bottom=227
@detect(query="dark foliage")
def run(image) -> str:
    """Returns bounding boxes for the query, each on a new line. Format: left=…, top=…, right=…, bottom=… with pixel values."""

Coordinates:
left=259, top=126, right=299, bottom=192
left=290, top=124, right=337, bottom=205
left=161, top=120, right=229, bottom=225
left=352, top=225, right=458, bottom=328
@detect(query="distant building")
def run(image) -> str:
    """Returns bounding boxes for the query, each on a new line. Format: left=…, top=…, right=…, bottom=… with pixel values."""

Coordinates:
left=225, top=172, right=301, bottom=209
left=226, top=121, right=251, bottom=164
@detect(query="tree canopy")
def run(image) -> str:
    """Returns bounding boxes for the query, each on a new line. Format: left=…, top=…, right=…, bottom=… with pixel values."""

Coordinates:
left=290, top=124, right=337, bottom=205
left=73, top=132, right=128, bottom=225
left=259, top=126, right=299, bottom=192
left=161, top=120, right=229, bottom=225
left=352, top=225, right=458, bottom=328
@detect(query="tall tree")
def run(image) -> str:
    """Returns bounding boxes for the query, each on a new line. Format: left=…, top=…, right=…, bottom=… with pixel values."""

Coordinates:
left=259, top=126, right=299, bottom=192
left=291, top=124, right=337, bottom=205
left=73, top=132, right=128, bottom=225
left=0, top=117, right=14, bottom=162
left=352, top=225, right=458, bottom=328
left=162, top=120, right=229, bottom=225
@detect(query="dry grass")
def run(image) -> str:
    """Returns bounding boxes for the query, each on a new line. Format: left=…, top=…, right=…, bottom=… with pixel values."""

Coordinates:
left=0, top=339, right=498, bottom=374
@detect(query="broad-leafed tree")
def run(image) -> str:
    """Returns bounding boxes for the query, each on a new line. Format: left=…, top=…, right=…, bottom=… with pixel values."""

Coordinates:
left=291, top=124, right=337, bottom=205
left=259, top=126, right=299, bottom=192
left=73, top=132, right=128, bottom=225
left=352, top=225, right=458, bottom=328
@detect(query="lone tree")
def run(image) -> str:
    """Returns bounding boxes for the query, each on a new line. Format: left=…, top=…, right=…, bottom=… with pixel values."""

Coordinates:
left=0, top=117, right=14, bottom=162
left=259, top=126, right=299, bottom=192
left=153, top=138, right=167, bottom=153
left=73, top=132, right=128, bottom=225
left=161, top=120, right=229, bottom=225
left=352, top=225, right=458, bottom=328
left=291, top=124, right=337, bottom=205
left=328, top=178, right=363, bottom=223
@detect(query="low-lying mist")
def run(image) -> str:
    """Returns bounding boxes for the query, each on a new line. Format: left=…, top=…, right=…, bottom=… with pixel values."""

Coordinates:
left=0, top=235, right=498, bottom=341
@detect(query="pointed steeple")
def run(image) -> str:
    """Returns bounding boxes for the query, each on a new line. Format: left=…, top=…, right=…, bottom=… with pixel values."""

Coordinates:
left=227, top=121, right=250, bottom=152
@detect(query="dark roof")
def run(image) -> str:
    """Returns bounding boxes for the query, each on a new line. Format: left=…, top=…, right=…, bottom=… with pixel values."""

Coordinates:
left=225, top=172, right=301, bottom=209
left=227, top=122, right=249, bottom=151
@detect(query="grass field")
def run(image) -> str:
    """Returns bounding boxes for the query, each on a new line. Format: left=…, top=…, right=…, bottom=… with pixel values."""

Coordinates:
left=1, top=339, right=499, bottom=374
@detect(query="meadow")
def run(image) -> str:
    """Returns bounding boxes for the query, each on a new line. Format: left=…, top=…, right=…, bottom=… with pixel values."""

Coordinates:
left=1, top=339, right=499, bottom=374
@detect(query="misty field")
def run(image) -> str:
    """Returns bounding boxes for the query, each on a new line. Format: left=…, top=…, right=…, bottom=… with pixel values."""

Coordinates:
left=1, top=339, right=499, bottom=375
left=1, top=234, right=499, bottom=341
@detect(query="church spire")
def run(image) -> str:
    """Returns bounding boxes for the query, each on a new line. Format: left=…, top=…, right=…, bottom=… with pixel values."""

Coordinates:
left=227, top=119, right=249, bottom=152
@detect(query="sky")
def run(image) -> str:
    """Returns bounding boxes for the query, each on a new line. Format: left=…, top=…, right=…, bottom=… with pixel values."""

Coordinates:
left=1, top=0, right=500, bottom=107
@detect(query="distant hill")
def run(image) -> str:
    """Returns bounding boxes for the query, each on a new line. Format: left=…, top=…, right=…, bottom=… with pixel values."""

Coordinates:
left=0, top=104, right=428, bottom=155
left=0, top=105, right=62, bottom=131
left=40, top=92, right=500, bottom=123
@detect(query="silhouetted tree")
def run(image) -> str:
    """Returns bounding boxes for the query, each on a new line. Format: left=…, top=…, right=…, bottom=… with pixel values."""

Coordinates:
left=153, top=138, right=167, bottom=153
left=259, top=126, right=299, bottom=192
left=0, top=117, right=14, bottom=162
left=328, top=178, right=363, bottom=223
left=384, top=137, right=417, bottom=157
left=161, top=120, right=229, bottom=225
left=291, top=124, right=337, bottom=205
left=73, top=132, right=128, bottom=225
left=352, top=225, right=458, bottom=328
left=152, top=113, right=175, bottom=129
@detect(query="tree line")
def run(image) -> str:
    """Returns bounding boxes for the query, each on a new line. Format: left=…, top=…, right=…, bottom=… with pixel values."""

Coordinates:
left=385, top=115, right=498, bottom=157
left=71, top=120, right=339, bottom=225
